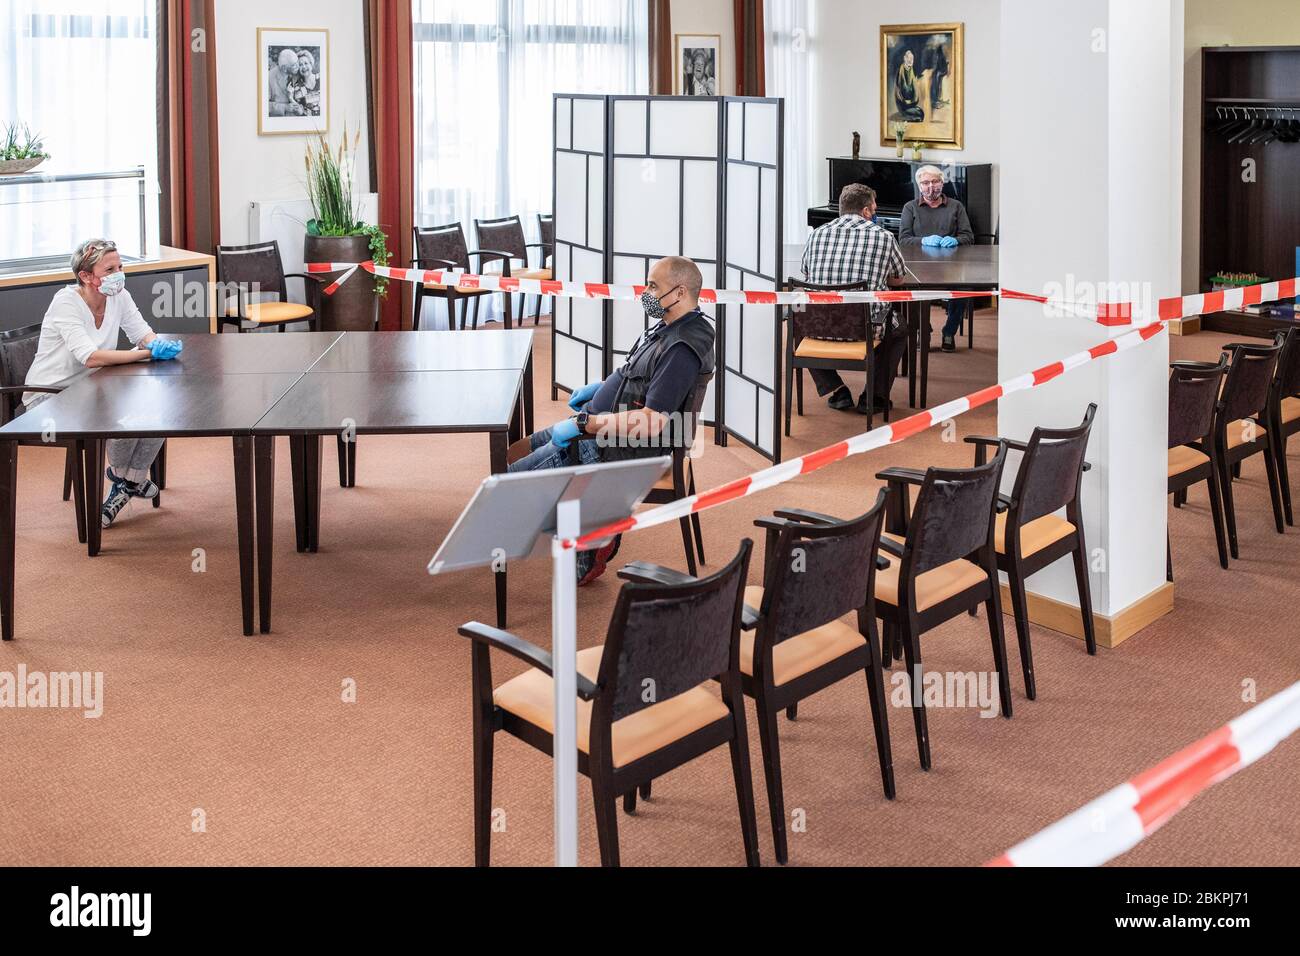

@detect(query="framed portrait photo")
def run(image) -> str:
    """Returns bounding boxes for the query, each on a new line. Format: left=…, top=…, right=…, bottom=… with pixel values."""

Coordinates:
left=674, top=34, right=721, bottom=97
left=880, top=22, right=963, bottom=149
left=258, top=27, right=329, bottom=136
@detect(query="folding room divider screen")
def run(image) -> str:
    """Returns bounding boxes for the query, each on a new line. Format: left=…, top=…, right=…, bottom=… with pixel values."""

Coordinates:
left=551, top=93, right=785, bottom=462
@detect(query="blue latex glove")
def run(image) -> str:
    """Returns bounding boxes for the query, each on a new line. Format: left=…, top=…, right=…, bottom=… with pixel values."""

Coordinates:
left=149, top=338, right=183, bottom=361
left=567, top=381, right=600, bottom=410
left=939, top=236, right=959, bottom=248
left=549, top=417, right=582, bottom=449
left=921, top=235, right=943, bottom=247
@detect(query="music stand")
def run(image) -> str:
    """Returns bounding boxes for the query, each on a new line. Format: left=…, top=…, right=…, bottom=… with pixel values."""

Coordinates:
left=429, top=455, right=671, bottom=866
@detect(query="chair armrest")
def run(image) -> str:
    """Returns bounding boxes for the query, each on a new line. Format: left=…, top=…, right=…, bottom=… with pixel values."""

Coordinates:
left=467, top=248, right=515, bottom=261
left=0, top=384, right=62, bottom=395
left=525, top=242, right=547, bottom=249
left=412, top=256, right=459, bottom=270
left=772, top=507, right=840, bottom=525
left=995, top=493, right=1013, bottom=514
left=740, top=603, right=762, bottom=631
left=878, top=536, right=905, bottom=558
left=616, top=560, right=697, bottom=588
left=1082, top=461, right=1092, bottom=472
left=283, top=272, right=326, bottom=284
left=876, top=466, right=926, bottom=486
left=964, top=435, right=1029, bottom=452
left=1169, top=359, right=1220, bottom=371
left=875, top=555, right=892, bottom=570
left=458, top=622, right=599, bottom=701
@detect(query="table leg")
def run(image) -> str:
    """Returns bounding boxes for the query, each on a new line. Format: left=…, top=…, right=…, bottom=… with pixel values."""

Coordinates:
left=490, top=430, right=508, bottom=628
left=72, top=441, right=87, bottom=545
left=1, top=440, right=17, bottom=641
left=232, top=436, right=255, bottom=636
left=255, top=435, right=275, bottom=634
left=523, top=351, right=535, bottom=437
left=289, top=435, right=307, bottom=553
left=84, top=438, right=105, bottom=557
left=920, top=312, right=931, bottom=409
left=306, top=434, right=323, bottom=552
left=906, top=305, right=918, bottom=409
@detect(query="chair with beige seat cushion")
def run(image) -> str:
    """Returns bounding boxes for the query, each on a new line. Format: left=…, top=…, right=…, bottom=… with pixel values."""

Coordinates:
left=963, top=404, right=1098, bottom=700
left=1167, top=356, right=1229, bottom=576
left=410, top=222, right=499, bottom=331
left=460, top=540, right=760, bottom=868
left=782, top=278, right=903, bottom=436
left=215, top=240, right=322, bottom=333
left=1209, top=340, right=1285, bottom=560
left=474, top=215, right=553, bottom=330
left=874, top=447, right=1013, bottom=771
left=1266, top=327, right=1300, bottom=526
left=720, top=487, right=894, bottom=865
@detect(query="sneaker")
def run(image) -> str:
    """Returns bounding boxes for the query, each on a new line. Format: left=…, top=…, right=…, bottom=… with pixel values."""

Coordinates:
left=577, top=535, right=622, bottom=587
left=106, top=467, right=159, bottom=500
left=101, top=477, right=131, bottom=528
left=941, top=336, right=956, bottom=352
left=827, top=386, right=855, bottom=411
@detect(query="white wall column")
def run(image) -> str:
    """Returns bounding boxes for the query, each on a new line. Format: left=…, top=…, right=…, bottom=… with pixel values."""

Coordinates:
left=997, top=0, right=1183, bottom=644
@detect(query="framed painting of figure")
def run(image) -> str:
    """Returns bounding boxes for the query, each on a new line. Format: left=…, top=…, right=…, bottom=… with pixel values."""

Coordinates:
left=258, top=27, right=330, bottom=135
left=674, top=34, right=721, bottom=96
left=880, top=23, right=963, bottom=149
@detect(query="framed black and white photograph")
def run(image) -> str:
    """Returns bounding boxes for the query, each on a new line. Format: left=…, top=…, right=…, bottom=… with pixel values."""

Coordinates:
left=257, top=27, right=329, bottom=136
left=674, top=34, right=720, bottom=96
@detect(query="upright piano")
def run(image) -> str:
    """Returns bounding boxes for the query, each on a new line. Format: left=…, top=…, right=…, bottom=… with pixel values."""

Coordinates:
left=808, top=157, right=994, bottom=240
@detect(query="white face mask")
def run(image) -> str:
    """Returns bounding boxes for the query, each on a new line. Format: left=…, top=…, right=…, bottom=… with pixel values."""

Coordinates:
left=98, top=271, right=126, bottom=297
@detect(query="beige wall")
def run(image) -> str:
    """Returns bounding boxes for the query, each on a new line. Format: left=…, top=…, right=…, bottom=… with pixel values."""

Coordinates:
left=670, top=0, right=737, bottom=95
left=1183, top=0, right=1300, bottom=289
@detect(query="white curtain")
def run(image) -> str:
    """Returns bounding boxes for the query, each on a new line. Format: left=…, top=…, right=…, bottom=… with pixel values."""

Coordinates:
left=764, top=0, right=814, bottom=248
left=0, top=0, right=159, bottom=268
left=412, top=0, right=648, bottom=248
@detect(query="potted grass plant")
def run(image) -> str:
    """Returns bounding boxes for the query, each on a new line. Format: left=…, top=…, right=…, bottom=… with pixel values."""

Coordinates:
left=0, top=122, right=51, bottom=175
left=302, top=122, right=390, bottom=331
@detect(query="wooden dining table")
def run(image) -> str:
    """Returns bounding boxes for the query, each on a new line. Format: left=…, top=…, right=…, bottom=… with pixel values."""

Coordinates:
left=0, top=329, right=533, bottom=640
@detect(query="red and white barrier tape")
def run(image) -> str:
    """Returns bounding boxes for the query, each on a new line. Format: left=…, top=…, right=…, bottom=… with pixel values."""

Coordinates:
left=306, top=260, right=986, bottom=307
left=564, top=320, right=1168, bottom=551
left=985, top=680, right=1300, bottom=866
left=306, top=260, right=1299, bottom=329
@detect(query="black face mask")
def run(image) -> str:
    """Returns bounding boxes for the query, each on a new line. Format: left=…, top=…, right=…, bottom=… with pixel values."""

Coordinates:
left=641, top=285, right=679, bottom=320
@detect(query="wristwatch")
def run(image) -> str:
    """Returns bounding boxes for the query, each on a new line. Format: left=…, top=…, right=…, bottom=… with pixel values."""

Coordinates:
left=575, top=411, right=590, bottom=434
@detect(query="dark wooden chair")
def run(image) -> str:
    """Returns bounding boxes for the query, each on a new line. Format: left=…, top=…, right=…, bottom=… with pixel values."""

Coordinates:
left=1266, top=327, right=1300, bottom=526
left=410, top=222, right=497, bottom=331
left=965, top=404, right=1098, bottom=699
left=949, top=221, right=998, bottom=351
left=1210, top=340, right=1285, bottom=559
left=461, top=539, right=760, bottom=867
left=557, top=371, right=713, bottom=576
left=0, top=323, right=86, bottom=542
left=473, top=215, right=553, bottom=330
left=783, top=279, right=903, bottom=435
left=531, top=213, right=555, bottom=326
left=215, top=240, right=321, bottom=333
left=1167, top=355, right=1230, bottom=577
left=729, top=488, right=895, bottom=864
left=874, top=447, right=1013, bottom=770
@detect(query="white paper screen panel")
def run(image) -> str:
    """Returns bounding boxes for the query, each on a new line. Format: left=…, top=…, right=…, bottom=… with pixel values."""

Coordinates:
left=572, top=97, right=606, bottom=153
left=613, top=99, right=648, bottom=155
left=725, top=162, right=759, bottom=275
left=555, top=97, right=572, bottom=151
left=744, top=102, right=779, bottom=166
left=649, top=100, right=719, bottom=158
left=612, top=157, right=680, bottom=256
left=682, top=161, right=718, bottom=262
left=554, top=151, right=588, bottom=246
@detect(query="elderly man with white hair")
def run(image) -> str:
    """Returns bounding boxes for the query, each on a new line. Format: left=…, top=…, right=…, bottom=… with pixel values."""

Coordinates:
left=899, top=164, right=973, bottom=352
left=268, top=48, right=304, bottom=117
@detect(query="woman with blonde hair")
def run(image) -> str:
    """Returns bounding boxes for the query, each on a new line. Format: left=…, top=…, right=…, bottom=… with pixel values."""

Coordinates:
left=23, top=238, right=183, bottom=528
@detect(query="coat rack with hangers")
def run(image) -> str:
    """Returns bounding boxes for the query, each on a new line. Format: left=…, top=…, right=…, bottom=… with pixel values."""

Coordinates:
left=1206, top=102, right=1300, bottom=145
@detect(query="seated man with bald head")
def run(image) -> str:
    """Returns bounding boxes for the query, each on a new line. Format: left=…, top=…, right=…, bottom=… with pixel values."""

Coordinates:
left=509, top=255, right=716, bottom=584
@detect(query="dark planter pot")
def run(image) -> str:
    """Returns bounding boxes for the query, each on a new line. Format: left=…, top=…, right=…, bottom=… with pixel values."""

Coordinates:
left=303, top=234, right=377, bottom=331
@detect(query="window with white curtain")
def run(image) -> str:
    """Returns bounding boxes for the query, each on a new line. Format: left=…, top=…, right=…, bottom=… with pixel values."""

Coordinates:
left=412, top=0, right=649, bottom=242
left=764, top=0, right=814, bottom=248
left=0, top=0, right=159, bottom=268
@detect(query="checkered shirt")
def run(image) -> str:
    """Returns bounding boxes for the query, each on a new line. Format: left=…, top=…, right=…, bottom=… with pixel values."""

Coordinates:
left=800, top=214, right=906, bottom=338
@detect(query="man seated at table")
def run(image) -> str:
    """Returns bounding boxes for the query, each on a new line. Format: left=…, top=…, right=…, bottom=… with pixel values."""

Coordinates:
left=508, top=255, right=715, bottom=585
left=898, top=164, right=974, bottom=353
left=22, top=238, right=182, bottom=529
left=799, top=183, right=907, bottom=415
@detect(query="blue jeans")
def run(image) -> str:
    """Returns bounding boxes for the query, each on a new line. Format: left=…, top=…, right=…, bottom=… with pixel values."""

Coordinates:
left=508, top=425, right=606, bottom=578
left=932, top=300, right=967, bottom=339
left=507, top=425, right=603, bottom=473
